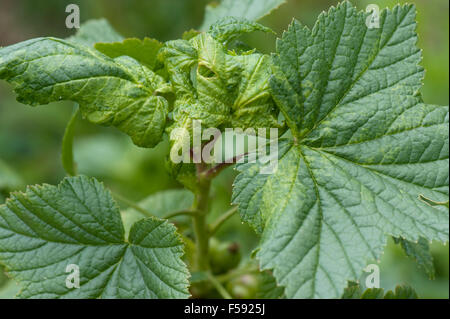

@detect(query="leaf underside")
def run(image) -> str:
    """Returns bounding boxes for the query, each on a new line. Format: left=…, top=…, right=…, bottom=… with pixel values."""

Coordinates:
left=232, top=2, right=449, bottom=299
left=0, top=176, right=190, bottom=298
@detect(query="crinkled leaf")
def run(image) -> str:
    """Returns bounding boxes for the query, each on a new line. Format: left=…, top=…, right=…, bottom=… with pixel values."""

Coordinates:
left=0, top=176, right=190, bottom=298
left=0, top=38, right=171, bottom=148
left=200, top=0, right=286, bottom=30
left=394, top=237, right=435, bottom=279
left=95, top=38, right=163, bottom=70
left=61, top=106, right=80, bottom=176
left=233, top=2, right=449, bottom=299
left=67, top=19, right=123, bottom=46
left=160, top=33, right=281, bottom=188
left=209, top=17, right=274, bottom=44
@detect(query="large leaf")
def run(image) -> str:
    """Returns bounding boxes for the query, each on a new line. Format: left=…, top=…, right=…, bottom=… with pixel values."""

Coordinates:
left=200, top=0, right=286, bottom=30
left=67, top=19, right=124, bottom=46
left=232, top=2, right=449, bottom=299
left=0, top=38, right=171, bottom=148
left=0, top=176, right=190, bottom=298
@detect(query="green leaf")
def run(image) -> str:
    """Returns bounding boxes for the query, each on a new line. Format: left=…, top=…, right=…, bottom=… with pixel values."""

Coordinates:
left=394, top=237, right=435, bottom=279
left=209, top=17, right=274, bottom=44
left=161, top=33, right=281, bottom=145
left=200, top=0, right=286, bottom=30
left=341, top=281, right=361, bottom=299
left=121, top=189, right=194, bottom=237
left=418, top=194, right=449, bottom=208
left=160, top=32, right=282, bottom=188
left=233, top=2, right=449, bottom=299
left=0, top=37, right=171, bottom=148
left=67, top=19, right=124, bottom=46
left=0, top=176, right=190, bottom=298
left=95, top=38, right=163, bottom=70
left=61, top=106, right=80, bottom=176
left=342, top=283, right=418, bottom=299
left=0, top=279, right=20, bottom=299
left=255, top=270, right=285, bottom=299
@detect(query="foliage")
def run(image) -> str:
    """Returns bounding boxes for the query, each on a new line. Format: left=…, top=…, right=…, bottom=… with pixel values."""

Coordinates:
left=0, top=0, right=448, bottom=299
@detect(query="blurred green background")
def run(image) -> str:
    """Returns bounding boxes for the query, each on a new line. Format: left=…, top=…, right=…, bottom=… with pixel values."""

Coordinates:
left=0, top=0, right=448, bottom=298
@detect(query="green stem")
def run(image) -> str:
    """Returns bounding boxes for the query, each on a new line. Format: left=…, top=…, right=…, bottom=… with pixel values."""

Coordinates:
left=209, top=206, right=238, bottom=236
left=192, top=165, right=212, bottom=271
left=207, top=272, right=232, bottom=299
left=162, top=209, right=199, bottom=219
left=112, top=191, right=153, bottom=217
left=61, top=105, right=80, bottom=176
left=216, top=264, right=259, bottom=283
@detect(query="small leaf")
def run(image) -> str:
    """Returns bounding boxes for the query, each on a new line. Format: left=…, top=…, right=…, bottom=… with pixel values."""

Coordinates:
left=255, top=270, right=285, bottom=299
left=0, top=176, right=190, bottom=298
left=95, top=38, right=163, bottom=70
left=394, top=237, right=435, bottom=279
left=209, top=17, right=275, bottom=44
left=200, top=0, right=286, bottom=30
left=182, top=29, right=201, bottom=41
left=67, top=19, right=123, bottom=46
left=0, top=38, right=171, bottom=148
left=341, top=281, right=361, bottom=299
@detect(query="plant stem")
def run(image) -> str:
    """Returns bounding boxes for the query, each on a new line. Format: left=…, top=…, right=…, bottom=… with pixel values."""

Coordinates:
left=216, top=264, right=260, bottom=283
left=209, top=206, right=238, bottom=236
left=192, top=165, right=212, bottom=271
left=61, top=105, right=80, bottom=176
left=112, top=191, right=153, bottom=217
left=207, top=272, right=232, bottom=299
left=162, top=209, right=199, bottom=219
